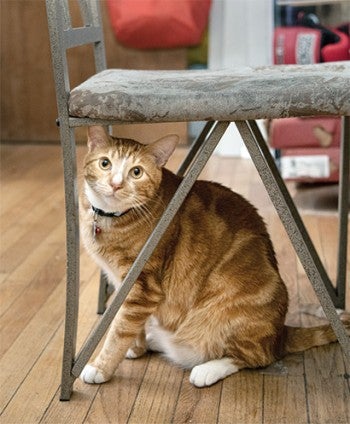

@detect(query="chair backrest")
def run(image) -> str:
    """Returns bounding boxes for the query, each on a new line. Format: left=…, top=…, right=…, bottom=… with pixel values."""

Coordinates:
left=46, top=0, right=107, bottom=122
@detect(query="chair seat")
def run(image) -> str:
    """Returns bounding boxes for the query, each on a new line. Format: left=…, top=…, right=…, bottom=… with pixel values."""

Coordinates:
left=69, top=62, right=350, bottom=123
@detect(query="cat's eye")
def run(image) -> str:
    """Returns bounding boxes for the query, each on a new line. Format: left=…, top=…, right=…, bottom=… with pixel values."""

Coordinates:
left=130, top=166, right=143, bottom=179
left=99, top=157, right=111, bottom=170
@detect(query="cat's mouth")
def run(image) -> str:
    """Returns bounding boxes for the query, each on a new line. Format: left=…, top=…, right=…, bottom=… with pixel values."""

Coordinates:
left=85, top=183, right=130, bottom=214
left=103, top=188, right=125, bottom=202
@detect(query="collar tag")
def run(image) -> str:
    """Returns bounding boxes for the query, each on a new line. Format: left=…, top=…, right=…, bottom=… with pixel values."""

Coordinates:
left=92, top=210, right=101, bottom=238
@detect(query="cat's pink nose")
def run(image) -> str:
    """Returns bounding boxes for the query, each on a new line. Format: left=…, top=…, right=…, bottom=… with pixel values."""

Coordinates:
left=111, top=182, right=122, bottom=191
left=111, top=174, right=123, bottom=191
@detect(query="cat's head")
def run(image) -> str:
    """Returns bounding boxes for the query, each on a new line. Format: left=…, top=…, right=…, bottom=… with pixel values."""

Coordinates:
left=83, top=126, right=179, bottom=214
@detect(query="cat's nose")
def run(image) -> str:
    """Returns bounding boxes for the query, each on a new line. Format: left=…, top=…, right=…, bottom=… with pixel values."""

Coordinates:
left=111, top=174, right=123, bottom=191
left=111, top=181, right=122, bottom=191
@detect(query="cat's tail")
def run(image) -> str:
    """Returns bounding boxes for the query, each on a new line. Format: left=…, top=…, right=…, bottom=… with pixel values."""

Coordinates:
left=282, top=318, right=350, bottom=354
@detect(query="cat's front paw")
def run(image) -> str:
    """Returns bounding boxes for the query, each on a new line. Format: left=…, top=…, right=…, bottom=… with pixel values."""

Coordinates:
left=80, top=364, right=108, bottom=384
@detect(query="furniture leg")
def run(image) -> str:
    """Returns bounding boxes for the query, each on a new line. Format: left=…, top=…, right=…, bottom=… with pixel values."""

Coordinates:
left=336, top=116, right=349, bottom=307
left=235, top=120, right=350, bottom=363
left=97, top=272, right=113, bottom=315
left=59, top=125, right=80, bottom=401
left=177, top=121, right=216, bottom=177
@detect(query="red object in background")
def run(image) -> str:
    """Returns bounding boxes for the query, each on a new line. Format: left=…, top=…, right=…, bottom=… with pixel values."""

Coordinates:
left=270, top=117, right=342, bottom=149
left=107, top=0, right=211, bottom=49
left=321, top=28, right=350, bottom=61
left=274, top=25, right=349, bottom=64
left=274, top=27, right=322, bottom=64
left=272, top=24, right=348, bottom=183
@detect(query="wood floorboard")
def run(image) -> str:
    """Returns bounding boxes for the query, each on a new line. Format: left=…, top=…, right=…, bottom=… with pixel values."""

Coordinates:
left=262, top=354, right=308, bottom=424
left=0, top=143, right=348, bottom=424
left=0, top=146, right=62, bottom=217
left=0, top=180, right=63, bottom=253
left=0, top=243, right=65, bottom=357
left=0, top=223, right=65, bottom=317
left=82, top=356, right=152, bottom=424
left=218, top=370, right=263, bottom=424
left=172, top=375, right=222, bottom=424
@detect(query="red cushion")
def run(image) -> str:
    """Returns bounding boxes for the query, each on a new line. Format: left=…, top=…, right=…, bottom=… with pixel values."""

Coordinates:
left=107, top=0, right=211, bottom=49
left=269, top=117, right=341, bottom=149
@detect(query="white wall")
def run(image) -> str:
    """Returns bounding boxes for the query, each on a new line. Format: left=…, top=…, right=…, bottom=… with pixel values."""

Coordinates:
left=209, top=0, right=273, bottom=156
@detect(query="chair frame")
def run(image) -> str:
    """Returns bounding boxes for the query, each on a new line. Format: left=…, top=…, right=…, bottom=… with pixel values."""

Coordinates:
left=46, top=0, right=349, bottom=401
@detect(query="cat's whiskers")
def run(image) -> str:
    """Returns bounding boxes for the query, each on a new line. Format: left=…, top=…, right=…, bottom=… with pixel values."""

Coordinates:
left=150, top=191, right=167, bottom=211
left=129, top=195, right=158, bottom=229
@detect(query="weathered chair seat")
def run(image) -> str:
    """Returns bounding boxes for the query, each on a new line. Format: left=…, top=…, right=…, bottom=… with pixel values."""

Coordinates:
left=69, top=63, right=350, bottom=123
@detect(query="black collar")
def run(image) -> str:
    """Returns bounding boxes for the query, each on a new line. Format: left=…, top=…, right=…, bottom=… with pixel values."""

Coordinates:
left=92, top=205, right=130, bottom=218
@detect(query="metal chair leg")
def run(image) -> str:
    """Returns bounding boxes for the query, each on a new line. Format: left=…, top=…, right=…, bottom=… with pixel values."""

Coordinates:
left=235, top=120, right=350, bottom=364
left=177, top=121, right=216, bottom=177
left=97, top=272, right=108, bottom=314
left=59, top=125, right=80, bottom=401
left=97, top=272, right=115, bottom=315
left=336, top=116, right=349, bottom=306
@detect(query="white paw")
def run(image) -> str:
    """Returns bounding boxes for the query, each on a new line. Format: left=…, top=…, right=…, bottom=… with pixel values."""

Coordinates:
left=190, top=364, right=221, bottom=387
left=125, top=347, right=139, bottom=359
left=189, top=358, right=239, bottom=387
left=80, top=364, right=107, bottom=384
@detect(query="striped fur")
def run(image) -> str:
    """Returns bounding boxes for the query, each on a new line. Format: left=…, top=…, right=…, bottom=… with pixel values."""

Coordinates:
left=79, top=126, right=347, bottom=388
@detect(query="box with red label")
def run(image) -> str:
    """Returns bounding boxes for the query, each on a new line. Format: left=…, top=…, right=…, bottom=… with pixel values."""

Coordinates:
left=278, top=147, right=340, bottom=183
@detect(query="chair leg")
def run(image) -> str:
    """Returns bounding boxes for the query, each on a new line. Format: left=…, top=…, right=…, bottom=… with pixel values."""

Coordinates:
left=59, top=125, right=80, bottom=401
left=235, top=120, right=350, bottom=363
left=177, top=121, right=216, bottom=177
left=97, top=271, right=115, bottom=314
left=97, top=272, right=107, bottom=314
left=336, top=116, right=349, bottom=307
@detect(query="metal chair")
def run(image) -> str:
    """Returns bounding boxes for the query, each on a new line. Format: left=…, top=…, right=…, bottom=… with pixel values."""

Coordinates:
left=46, top=0, right=350, bottom=401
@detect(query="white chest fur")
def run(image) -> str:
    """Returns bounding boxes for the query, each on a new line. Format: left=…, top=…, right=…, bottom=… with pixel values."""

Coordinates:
left=81, top=212, right=122, bottom=290
left=90, top=251, right=122, bottom=290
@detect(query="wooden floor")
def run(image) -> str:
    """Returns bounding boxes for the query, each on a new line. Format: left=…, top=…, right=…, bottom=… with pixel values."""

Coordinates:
left=0, top=142, right=349, bottom=424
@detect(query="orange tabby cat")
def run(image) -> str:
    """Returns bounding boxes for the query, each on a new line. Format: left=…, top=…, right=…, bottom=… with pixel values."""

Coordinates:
left=80, top=126, right=347, bottom=387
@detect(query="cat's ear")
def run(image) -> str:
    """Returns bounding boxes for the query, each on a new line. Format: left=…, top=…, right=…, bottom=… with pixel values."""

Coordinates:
left=145, top=134, right=179, bottom=167
left=87, top=126, right=110, bottom=152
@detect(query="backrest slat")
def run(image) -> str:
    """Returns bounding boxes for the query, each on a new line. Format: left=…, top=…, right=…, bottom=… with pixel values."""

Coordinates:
left=46, top=0, right=107, bottom=120
left=79, top=0, right=101, bottom=27
left=61, top=0, right=72, bottom=30
left=63, top=26, right=104, bottom=50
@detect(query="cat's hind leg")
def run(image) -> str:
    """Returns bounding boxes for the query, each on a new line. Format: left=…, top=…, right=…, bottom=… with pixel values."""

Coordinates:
left=125, top=328, right=147, bottom=359
left=190, top=358, right=239, bottom=387
left=145, top=317, right=206, bottom=368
